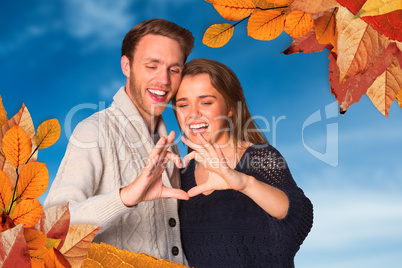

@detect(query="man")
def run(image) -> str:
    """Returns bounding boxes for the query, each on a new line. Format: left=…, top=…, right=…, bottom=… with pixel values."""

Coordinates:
left=44, top=19, right=194, bottom=264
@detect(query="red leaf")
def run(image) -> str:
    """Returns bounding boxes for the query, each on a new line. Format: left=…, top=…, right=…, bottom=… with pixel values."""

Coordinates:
left=34, top=204, right=70, bottom=250
left=1, top=211, right=16, bottom=232
left=282, top=30, right=332, bottom=54
left=329, top=42, right=400, bottom=113
left=336, top=0, right=402, bottom=42
left=0, top=224, right=31, bottom=268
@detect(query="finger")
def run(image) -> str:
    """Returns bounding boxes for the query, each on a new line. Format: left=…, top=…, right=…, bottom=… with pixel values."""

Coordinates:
left=187, top=183, right=213, bottom=197
left=181, top=136, right=208, bottom=155
left=159, top=131, right=175, bottom=159
left=144, top=154, right=159, bottom=175
left=150, top=137, right=167, bottom=159
left=182, top=151, right=196, bottom=167
left=164, top=151, right=183, bottom=168
left=197, top=133, right=219, bottom=157
left=161, top=187, right=190, bottom=200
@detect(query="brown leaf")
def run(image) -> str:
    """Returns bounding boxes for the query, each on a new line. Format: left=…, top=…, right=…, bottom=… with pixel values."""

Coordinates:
left=314, top=9, right=337, bottom=46
left=336, top=6, right=390, bottom=83
left=329, top=42, right=400, bottom=113
left=0, top=104, right=37, bottom=186
left=60, top=224, right=101, bottom=268
left=1, top=211, right=16, bottom=232
left=396, top=87, right=402, bottom=108
left=44, top=247, right=72, bottom=268
left=212, top=0, right=256, bottom=21
left=2, top=125, right=32, bottom=168
left=0, top=95, right=7, bottom=128
left=289, top=0, right=340, bottom=14
left=282, top=29, right=331, bottom=54
left=284, top=11, right=314, bottom=38
left=247, top=10, right=286, bottom=41
left=36, top=119, right=61, bottom=149
left=203, top=23, right=235, bottom=48
left=0, top=224, right=31, bottom=268
left=34, top=204, right=70, bottom=250
left=0, top=169, right=12, bottom=210
left=12, top=199, right=43, bottom=227
left=367, top=57, right=402, bottom=117
left=24, top=228, right=47, bottom=250
left=17, top=162, right=49, bottom=200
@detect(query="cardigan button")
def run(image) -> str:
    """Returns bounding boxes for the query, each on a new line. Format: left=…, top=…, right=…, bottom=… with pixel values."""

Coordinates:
left=169, top=218, right=176, bottom=227
left=172, top=246, right=179, bottom=256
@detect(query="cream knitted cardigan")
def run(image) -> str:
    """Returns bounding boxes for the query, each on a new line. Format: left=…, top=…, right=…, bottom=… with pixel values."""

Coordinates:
left=44, top=87, right=187, bottom=264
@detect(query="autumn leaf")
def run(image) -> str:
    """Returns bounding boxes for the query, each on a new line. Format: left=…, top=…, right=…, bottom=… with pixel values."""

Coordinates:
left=60, top=224, right=101, bottom=268
left=396, top=87, right=402, bottom=108
left=12, top=198, right=43, bottom=227
left=30, top=246, right=49, bottom=267
left=0, top=104, right=37, bottom=186
left=0, top=224, right=31, bottom=268
left=336, top=6, right=390, bottom=83
left=1, top=211, right=15, bottom=232
left=203, top=23, right=235, bottom=48
left=34, top=203, right=70, bottom=250
left=45, top=238, right=62, bottom=250
left=367, top=57, right=402, bottom=117
left=314, top=9, right=337, bottom=47
left=0, top=95, right=7, bottom=128
left=337, top=0, right=402, bottom=42
left=282, top=29, right=332, bottom=54
left=354, top=0, right=402, bottom=18
left=2, top=125, right=32, bottom=168
left=24, top=228, right=47, bottom=250
left=17, top=162, right=49, bottom=200
left=284, top=11, right=314, bottom=38
left=252, top=0, right=292, bottom=9
left=329, top=42, right=400, bottom=113
left=248, top=10, right=286, bottom=41
left=0, top=169, right=12, bottom=210
left=212, top=0, right=256, bottom=21
left=36, top=118, right=61, bottom=149
left=289, top=0, right=340, bottom=14
left=44, top=247, right=72, bottom=268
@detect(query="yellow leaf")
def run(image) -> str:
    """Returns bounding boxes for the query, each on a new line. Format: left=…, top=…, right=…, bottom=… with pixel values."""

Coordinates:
left=355, top=0, right=402, bottom=18
left=252, top=0, right=292, bottom=9
left=367, top=57, right=402, bottom=117
left=284, top=11, right=314, bottom=38
left=60, top=225, right=101, bottom=268
left=31, top=258, right=45, bottom=268
left=45, top=238, right=62, bottom=250
left=213, top=0, right=256, bottom=21
left=0, top=95, right=7, bottom=128
left=0, top=169, right=12, bottom=210
left=44, top=247, right=72, bottom=268
left=24, top=228, right=47, bottom=250
left=2, top=125, right=32, bottom=168
left=17, top=162, right=49, bottom=200
left=36, top=119, right=61, bottom=149
left=203, top=23, right=235, bottom=48
left=336, top=6, right=390, bottom=83
left=12, top=199, right=43, bottom=227
left=314, top=10, right=337, bottom=45
left=289, top=0, right=340, bottom=14
left=248, top=10, right=286, bottom=41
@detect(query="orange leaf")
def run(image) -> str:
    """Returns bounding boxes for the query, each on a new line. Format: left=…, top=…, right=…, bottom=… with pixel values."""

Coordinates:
left=212, top=0, right=256, bottom=21
left=252, top=0, right=292, bottom=9
left=2, top=125, right=32, bottom=168
left=34, top=204, right=70, bottom=250
left=203, top=23, right=235, bottom=48
left=336, top=6, right=390, bottom=83
left=36, top=119, right=61, bottom=149
left=44, top=247, right=72, bottom=268
left=18, top=162, right=49, bottom=200
left=60, top=224, right=101, bottom=268
left=31, top=258, right=45, bottom=268
left=282, top=30, right=332, bottom=54
left=314, top=10, right=337, bottom=45
left=24, top=228, right=47, bottom=250
left=284, top=11, right=314, bottom=38
left=247, top=10, right=286, bottom=41
left=0, top=104, right=37, bottom=186
left=0, top=224, right=31, bottom=267
left=0, top=95, right=7, bottom=128
left=12, top=199, right=43, bottom=227
left=0, top=169, right=12, bottom=210
left=396, top=87, right=402, bottom=108
left=289, top=0, right=340, bottom=14
left=367, top=57, right=402, bottom=117
left=1, top=211, right=16, bottom=232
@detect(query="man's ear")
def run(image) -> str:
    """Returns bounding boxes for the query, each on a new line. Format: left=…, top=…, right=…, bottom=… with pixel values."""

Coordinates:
left=121, top=55, right=130, bottom=77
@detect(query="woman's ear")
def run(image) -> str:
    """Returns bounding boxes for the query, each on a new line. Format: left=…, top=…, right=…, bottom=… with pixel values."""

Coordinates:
left=121, top=55, right=130, bottom=77
left=228, top=107, right=233, bottom=118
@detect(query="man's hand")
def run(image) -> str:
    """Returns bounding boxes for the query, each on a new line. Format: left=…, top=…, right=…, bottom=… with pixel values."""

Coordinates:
left=120, top=131, right=189, bottom=207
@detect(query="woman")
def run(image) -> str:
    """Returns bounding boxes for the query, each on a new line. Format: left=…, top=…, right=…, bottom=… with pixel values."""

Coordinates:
left=173, top=58, right=313, bottom=268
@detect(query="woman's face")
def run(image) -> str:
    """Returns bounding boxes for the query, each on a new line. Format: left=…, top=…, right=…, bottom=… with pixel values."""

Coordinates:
left=175, top=73, right=233, bottom=145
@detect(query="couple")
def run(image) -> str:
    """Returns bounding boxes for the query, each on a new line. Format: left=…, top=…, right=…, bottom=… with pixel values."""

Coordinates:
left=45, top=19, right=313, bottom=268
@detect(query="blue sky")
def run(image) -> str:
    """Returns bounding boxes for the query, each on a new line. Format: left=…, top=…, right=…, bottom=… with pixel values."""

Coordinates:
left=1, top=1, right=402, bottom=267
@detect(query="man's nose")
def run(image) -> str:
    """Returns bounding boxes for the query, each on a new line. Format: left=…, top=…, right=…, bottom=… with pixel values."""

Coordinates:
left=156, top=69, right=170, bottom=85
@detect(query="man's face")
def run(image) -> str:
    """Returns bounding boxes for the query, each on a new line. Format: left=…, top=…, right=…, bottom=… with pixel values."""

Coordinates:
left=124, top=34, right=185, bottom=118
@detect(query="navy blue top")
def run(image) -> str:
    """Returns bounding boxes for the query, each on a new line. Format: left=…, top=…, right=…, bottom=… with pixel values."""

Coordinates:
left=179, top=144, right=313, bottom=268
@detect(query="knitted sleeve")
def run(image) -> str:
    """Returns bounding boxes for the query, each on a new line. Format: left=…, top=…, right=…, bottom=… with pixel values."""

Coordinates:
left=44, top=114, right=134, bottom=230
left=238, top=145, right=314, bottom=246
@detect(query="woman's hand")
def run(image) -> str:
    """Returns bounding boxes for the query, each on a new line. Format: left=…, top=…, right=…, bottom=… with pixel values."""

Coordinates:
left=181, top=134, right=252, bottom=197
